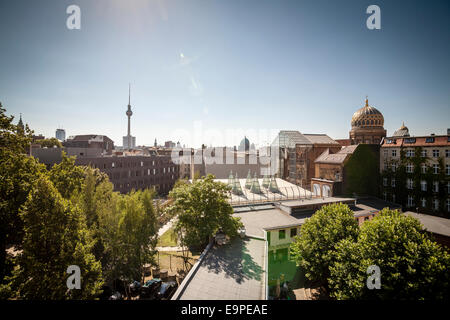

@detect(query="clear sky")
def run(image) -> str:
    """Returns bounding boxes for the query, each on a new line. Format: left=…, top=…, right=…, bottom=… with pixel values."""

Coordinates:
left=0, top=0, right=449, bottom=148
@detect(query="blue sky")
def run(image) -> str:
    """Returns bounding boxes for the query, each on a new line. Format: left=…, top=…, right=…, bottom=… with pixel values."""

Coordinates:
left=0, top=0, right=449, bottom=147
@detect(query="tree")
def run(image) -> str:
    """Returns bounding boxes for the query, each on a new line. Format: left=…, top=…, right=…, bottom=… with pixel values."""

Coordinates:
left=0, top=104, right=45, bottom=281
left=167, top=174, right=242, bottom=249
left=289, top=203, right=359, bottom=286
left=5, top=176, right=103, bottom=299
left=48, top=153, right=85, bottom=199
left=36, top=137, right=62, bottom=148
left=329, top=208, right=450, bottom=300
left=97, top=189, right=158, bottom=284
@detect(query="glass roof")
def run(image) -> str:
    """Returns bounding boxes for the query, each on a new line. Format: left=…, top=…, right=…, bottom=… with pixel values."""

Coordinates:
left=271, top=130, right=312, bottom=148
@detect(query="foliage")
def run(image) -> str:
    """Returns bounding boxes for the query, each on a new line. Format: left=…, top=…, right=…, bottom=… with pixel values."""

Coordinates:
left=36, top=137, right=62, bottom=148
left=329, top=208, right=450, bottom=300
left=381, top=145, right=449, bottom=218
left=0, top=104, right=45, bottom=280
left=344, top=144, right=380, bottom=196
left=289, top=203, right=359, bottom=285
left=48, top=153, right=85, bottom=199
left=5, top=176, right=103, bottom=299
left=167, top=174, right=242, bottom=248
left=97, top=188, right=159, bottom=283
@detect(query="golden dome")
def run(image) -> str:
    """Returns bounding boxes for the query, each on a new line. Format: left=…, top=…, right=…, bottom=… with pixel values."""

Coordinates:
left=351, top=98, right=384, bottom=128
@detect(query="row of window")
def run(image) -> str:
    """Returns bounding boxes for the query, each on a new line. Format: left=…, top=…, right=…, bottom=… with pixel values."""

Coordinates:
left=384, top=163, right=450, bottom=175
left=277, top=228, right=297, bottom=240
left=383, top=178, right=450, bottom=193
left=383, top=149, right=449, bottom=158
left=109, top=160, right=175, bottom=169
left=114, top=182, right=173, bottom=191
left=382, top=193, right=450, bottom=212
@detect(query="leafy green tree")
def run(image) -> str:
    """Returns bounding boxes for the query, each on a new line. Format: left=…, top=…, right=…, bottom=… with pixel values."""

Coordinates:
left=329, top=209, right=450, bottom=300
left=290, top=203, right=359, bottom=286
left=6, top=176, right=103, bottom=299
left=167, top=174, right=242, bottom=248
left=0, top=104, right=45, bottom=281
left=36, top=137, right=62, bottom=148
left=48, top=153, right=85, bottom=199
left=98, top=189, right=158, bottom=284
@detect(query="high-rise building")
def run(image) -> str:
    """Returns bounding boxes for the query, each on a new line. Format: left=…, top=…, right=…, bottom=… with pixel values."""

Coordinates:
left=122, top=84, right=136, bottom=149
left=56, top=128, right=66, bottom=141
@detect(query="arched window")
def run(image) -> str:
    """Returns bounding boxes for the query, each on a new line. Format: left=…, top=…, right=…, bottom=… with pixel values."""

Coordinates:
left=313, top=184, right=321, bottom=197
left=322, top=185, right=331, bottom=197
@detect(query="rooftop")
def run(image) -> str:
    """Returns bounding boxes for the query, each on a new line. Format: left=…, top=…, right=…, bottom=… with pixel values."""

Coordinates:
left=404, top=212, right=450, bottom=237
left=234, top=207, right=302, bottom=238
left=174, top=238, right=266, bottom=300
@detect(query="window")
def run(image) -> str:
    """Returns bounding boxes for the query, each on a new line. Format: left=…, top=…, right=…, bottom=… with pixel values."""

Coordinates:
left=392, top=194, right=396, bottom=203
left=406, top=164, right=414, bottom=173
left=392, top=164, right=397, bottom=172
left=421, top=164, right=427, bottom=174
left=432, top=150, right=439, bottom=158
left=391, top=179, right=396, bottom=187
left=447, top=164, right=450, bottom=176
left=279, top=230, right=286, bottom=240
left=426, top=137, right=435, bottom=143
left=392, top=150, right=397, bottom=157
left=433, top=181, right=439, bottom=193
left=407, top=179, right=413, bottom=189
left=421, top=180, right=427, bottom=191
left=448, top=181, right=450, bottom=194
left=112, top=162, right=115, bottom=168
left=433, top=199, right=439, bottom=211
left=383, top=150, right=388, bottom=157
left=446, top=150, right=450, bottom=158
left=140, top=161, right=144, bottom=167
left=290, top=228, right=297, bottom=238
left=421, top=198, right=426, bottom=208
left=433, top=164, right=439, bottom=174
left=383, top=192, right=387, bottom=201
left=447, top=199, right=450, bottom=212
left=404, top=138, right=416, bottom=144
left=407, top=195, right=414, bottom=207
left=421, top=150, right=427, bottom=157
left=406, top=150, right=415, bottom=157
left=383, top=178, right=388, bottom=186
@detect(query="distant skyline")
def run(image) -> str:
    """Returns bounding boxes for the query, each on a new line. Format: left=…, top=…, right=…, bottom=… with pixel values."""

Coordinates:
left=0, top=0, right=449, bottom=147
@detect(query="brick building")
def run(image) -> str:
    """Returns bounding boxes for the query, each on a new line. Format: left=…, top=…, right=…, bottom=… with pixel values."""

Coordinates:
left=271, top=131, right=341, bottom=186
left=380, top=125, right=450, bottom=217
left=75, top=154, right=179, bottom=195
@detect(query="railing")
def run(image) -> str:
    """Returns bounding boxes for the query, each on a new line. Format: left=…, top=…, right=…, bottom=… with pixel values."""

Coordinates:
left=228, top=184, right=327, bottom=206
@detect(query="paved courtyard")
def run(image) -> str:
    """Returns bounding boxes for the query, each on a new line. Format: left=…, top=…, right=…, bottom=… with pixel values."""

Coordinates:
left=177, top=237, right=266, bottom=300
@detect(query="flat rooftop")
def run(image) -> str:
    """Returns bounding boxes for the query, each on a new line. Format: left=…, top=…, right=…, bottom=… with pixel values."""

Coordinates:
left=234, top=208, right=303, bottom=238
left=404, top=212, right=450, bottom=237
left=278, top=197, right=355, bottom=208
left=175, top=238, right=266, bottom=300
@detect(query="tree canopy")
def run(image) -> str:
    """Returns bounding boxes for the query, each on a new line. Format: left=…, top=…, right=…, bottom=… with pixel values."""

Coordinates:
left=329, top=209, right=450, bottom=300
left=289, top=203, right=359, bottom=285
left=167, top=174, right=242, bottom=248
left=6, top=176, right=103, bottom=299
